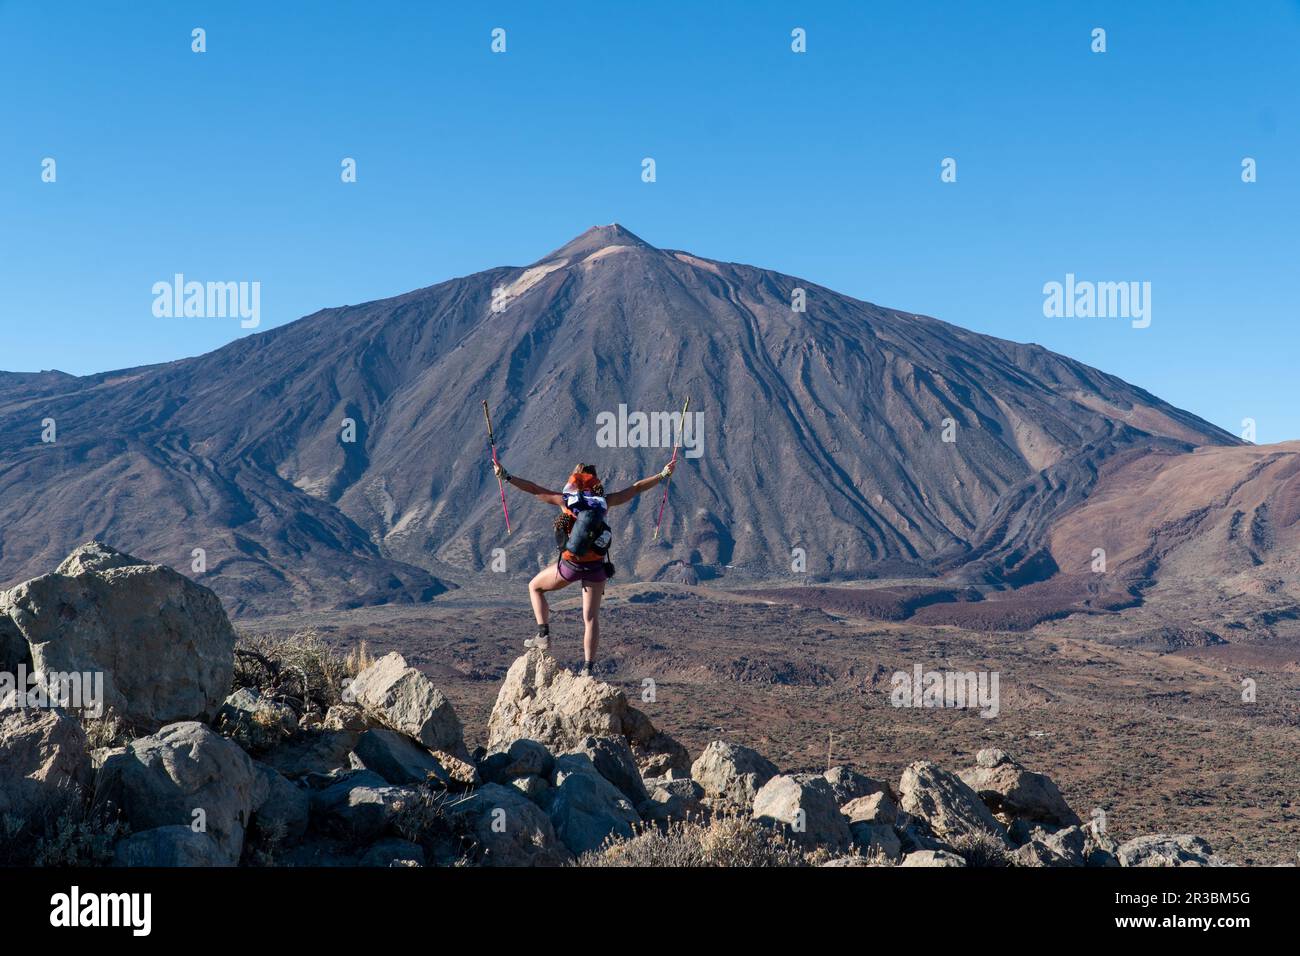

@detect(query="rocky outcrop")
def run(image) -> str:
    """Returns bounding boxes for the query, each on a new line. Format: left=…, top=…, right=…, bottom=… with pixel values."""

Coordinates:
left=549, top=753, right=641, bottom=855
left=690, top=740, right=778, bottom=811
left=349, top=652, right=465, bottom=756
left=900, top=849, right=967, bottom=867
left=487, top=650, right=688, bottom=777
left=98, top=721, right=257, bottom=865
left=449, top=782, right=570, bottom=866
left=752, top=774, right=851, bottom=851
left=958, top=749, right=1080, bottom=827
left=1116, top=834, right=1223, bottom=867
left=112, top=826, right=228, bottom=867
left=1, top=542, right=235, bottom=731
left=899, top=760, right=1012, bottom=847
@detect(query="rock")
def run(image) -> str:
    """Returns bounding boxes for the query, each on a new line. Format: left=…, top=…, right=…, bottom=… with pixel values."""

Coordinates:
left=1, top=543, right=235, bottom=731
left=354, top=728, right=448, bottom=787
left=638, top=778, right=705, bottom=826
left=450, top=782, right=570, bottom=866
left=823, top=766, right=889, bottom=805
left=323, top=704, right=371, bottom=732
left=309, top=770, right=416, bottom=843
left=751, top=774, right=851, bottom=851
left=260, top=729, right=360, bottom=780
left=358, top=837, right=425, bottom=867
left=898, top=761, right=1011, bottom=847
left=112, top=826, right=229, bottom=867
left=562, top=735, right=648, bottom=805
left=850, top=822, right=903, bottom=861
left=1117, top=834, right=1222, bottom=867
left=98, top=721, right=257, bottom=865
left=1011, top=839, right=1071, bottom=868
left=957, top=749, right=1080, bottom=827
left=250, top=763, right=309, bottom=843
left=510, top=774, right=552, bottom=806
left=549, top=754, right=641, bottom=855
left=0, top=608, right=31, bottom=672
left=349, top=653, right=465, bottom=756
left=427, top=749, right=480, bottom=790
left=0, top=707, right=91, bottom=821
left=480, top=738, right=554, bottom=783
left=487, top=650, right=688, bottom=777
left=215, top=688, right=299, bottom=753
left=900, top=849, right=967, bottom=867
left=841, top=791, right=898, bottom=826
left=690, top=740, right=779, bottom=811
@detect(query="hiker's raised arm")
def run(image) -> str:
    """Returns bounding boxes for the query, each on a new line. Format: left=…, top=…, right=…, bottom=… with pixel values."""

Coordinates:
left=606, top=459, right=676, bottom=507
left=493, top=462, right=563, bottom=506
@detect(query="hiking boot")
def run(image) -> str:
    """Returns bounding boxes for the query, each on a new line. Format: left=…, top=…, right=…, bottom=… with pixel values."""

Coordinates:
left=524, top=628, right=550, bottom=652
left=578, top=660, right=596, bottom=678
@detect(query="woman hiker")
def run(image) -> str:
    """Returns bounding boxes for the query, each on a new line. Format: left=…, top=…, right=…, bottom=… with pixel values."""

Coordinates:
left=490, top=459, right=677, bottom=677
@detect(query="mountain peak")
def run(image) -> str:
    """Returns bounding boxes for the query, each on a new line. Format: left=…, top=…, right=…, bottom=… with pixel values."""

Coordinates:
left=539, top=223, right=654, bottom=261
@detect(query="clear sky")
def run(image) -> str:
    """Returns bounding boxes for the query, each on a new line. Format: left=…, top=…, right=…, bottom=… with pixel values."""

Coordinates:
left=2, top=1, right=1297, bottom=441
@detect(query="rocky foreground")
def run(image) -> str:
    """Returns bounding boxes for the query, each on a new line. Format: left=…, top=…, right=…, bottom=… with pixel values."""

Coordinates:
left=1, top=543, right=1224, bottom=867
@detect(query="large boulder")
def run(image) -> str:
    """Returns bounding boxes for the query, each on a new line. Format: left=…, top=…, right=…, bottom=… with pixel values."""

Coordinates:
left=1116, top=834, right=1222, bottom=867
left=112, top=826, right=228, bottom=867
left=900, top=849, right=966, bottom=867
left=0, top=543, right=235, bottom=731
left=349, top=653, right=465, bottom=756
left=354, top=728, right=449, bottom=787
left=639, top=777, right=705, bottom=826
left=851, top=823, right=903, bottom=861
left=250, top=762, right=310, bottom=843
left=562, top=735, right=648, bottom=806
left=823, top=766, right=890, bottom=805
left=260, top=728, right=359, bottom=780
left=214, top=688, right=299, bottom=754
left=450, top=782, right=570, bottom=866
left=0, top=608, right=32, bottom=672
left=957, top=749, right=1080, bottom=827
left=842, top=791, right=898, bottom=826
left=480, top=738, right=555, bottom=784
left=487, top=650, right=688, bottom=777
left=548, top=754, right=641, bottom=855
left=0, top=707, right=91, bottom=820
left=690, top=740, right=778, bottom=811
left=98, top=721, right=257, bottom=864
left=898, top=760, right=1012, bottom=847
left=751, top=774, right=851, bottom=851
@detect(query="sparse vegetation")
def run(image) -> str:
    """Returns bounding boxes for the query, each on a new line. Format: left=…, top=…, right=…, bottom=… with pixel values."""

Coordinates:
left=0, top=781, right=126, bottom=867
left=578, top=816, right=812, bottom=867
left=81, top=708, right=130, bottom=750
left=233, top=629, right=355, bottom=713
left=949, top=830, right=1014, bottom=868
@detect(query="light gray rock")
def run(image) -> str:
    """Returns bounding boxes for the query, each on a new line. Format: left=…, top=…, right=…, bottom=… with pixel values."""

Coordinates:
left=690, top=740, right=779, bottom=811
left=450, top=782, right=570, bottom=866
left=487, top=650, right=688, bottom=777
left=98, top=721, right=257, bottom=865
left=900, top=849, right=967, bottom=867
left=549, top=754, right=641, bottom=855
left=112, top=826, right=228, bottom=867
left=958, top=749, right=1080, bottom=827
left=0, top=707, right=91, bottom=821
left=1117, top=834, right=1222, bottom=867
left=354, top=728, right=447, bottom=786
left=898, top=760, right=1012, bottom=847
left=349, top=652, right=465, bottom=755
left=752, top=774, right=851, bottom=851
left=1, top=542, right=235, bottom=731
left=841, top=791, right=898, bottom=826
left=260, top=729, right=360, bottom=780
left=562, top=735, right=648, bottom=806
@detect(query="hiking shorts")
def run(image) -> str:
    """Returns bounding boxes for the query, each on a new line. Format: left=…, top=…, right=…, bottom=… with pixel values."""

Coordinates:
left=557, top=558, right=608, bottom=584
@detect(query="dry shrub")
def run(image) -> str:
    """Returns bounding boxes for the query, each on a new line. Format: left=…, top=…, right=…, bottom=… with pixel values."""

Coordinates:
left=949, top=829, right=1013, bottom=867
left=0, top=780, right=126, bottom=867
left=579, top=816, right=811, bottom=867
left=81, top=708, right=130, bottom=749
left=233, top=629, right=353, bottom=713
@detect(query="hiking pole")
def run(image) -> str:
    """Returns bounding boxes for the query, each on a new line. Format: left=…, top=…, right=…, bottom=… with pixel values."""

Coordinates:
left=652, top=396, right=690, bottom=542
left=482, top=400, right=512, bottom=534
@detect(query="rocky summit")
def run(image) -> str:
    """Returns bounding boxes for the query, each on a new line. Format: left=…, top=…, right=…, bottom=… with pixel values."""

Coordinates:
left=0, top=544, right=1225, bottom=868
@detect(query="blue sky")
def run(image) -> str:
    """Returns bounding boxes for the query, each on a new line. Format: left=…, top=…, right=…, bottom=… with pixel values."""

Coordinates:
left=2, top=1, right=1297, bottom=441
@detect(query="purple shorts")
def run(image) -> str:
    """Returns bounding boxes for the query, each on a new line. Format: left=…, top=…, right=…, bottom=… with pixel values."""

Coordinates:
left=557, top=558, right=607, bottom=584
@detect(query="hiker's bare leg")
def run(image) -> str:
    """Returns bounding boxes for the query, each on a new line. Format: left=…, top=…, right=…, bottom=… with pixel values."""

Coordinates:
left=529, top=565, right=569, bottom=626
left=582, top=580, right=605, bottom=662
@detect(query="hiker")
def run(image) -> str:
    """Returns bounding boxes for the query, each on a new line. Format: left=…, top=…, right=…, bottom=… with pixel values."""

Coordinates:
left=491, top=459, right=677, bottom=677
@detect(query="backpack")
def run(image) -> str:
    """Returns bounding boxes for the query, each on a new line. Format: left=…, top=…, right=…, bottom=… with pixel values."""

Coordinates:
left=558, top=491, right=612, bottom=560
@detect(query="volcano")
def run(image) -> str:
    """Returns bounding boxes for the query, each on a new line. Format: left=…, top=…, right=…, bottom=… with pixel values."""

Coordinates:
left=0, top=224, right=1242, bottom=615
